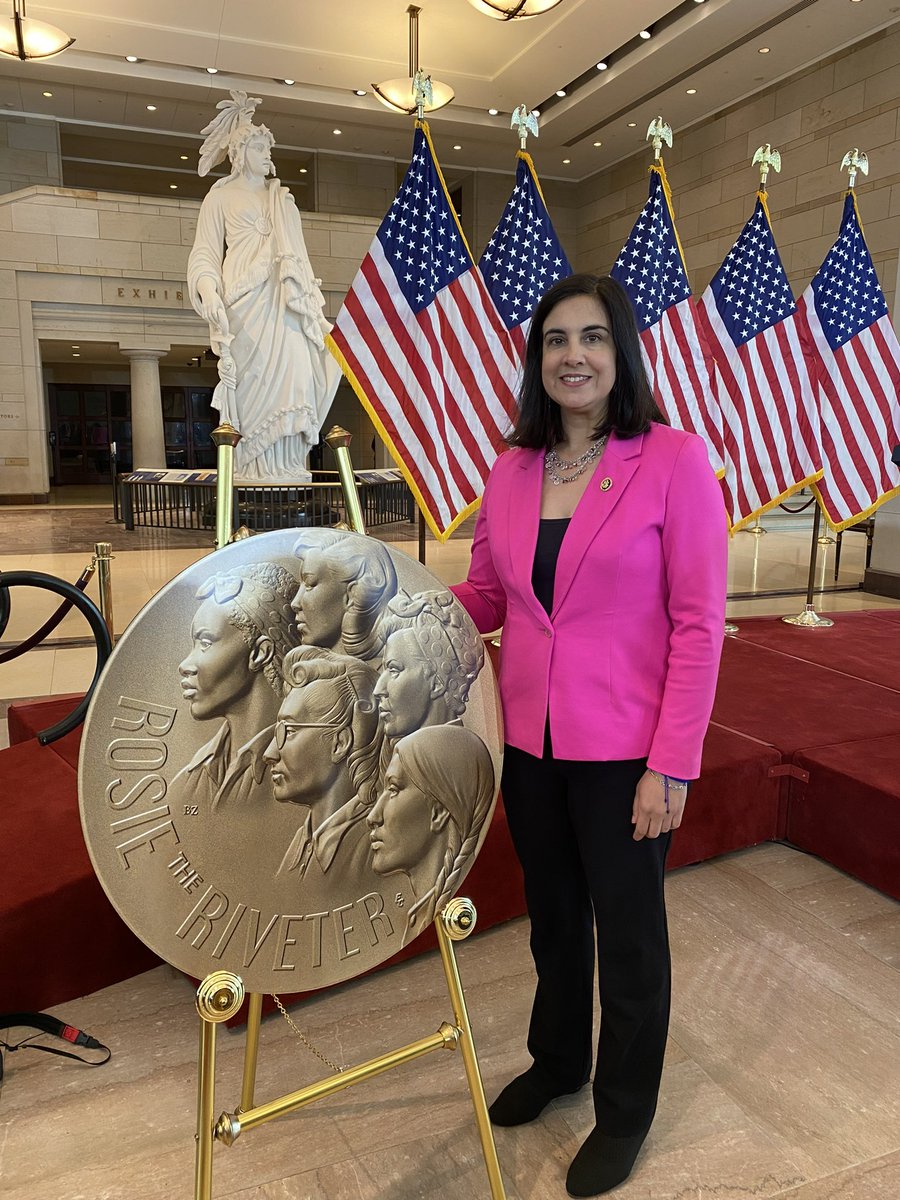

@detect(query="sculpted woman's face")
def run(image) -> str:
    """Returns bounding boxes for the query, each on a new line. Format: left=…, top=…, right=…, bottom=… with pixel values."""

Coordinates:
left=263, top=678, right=343, bottom=807
left=373, top=629, right=438, bottom=738
left=367, top=748, right=444, bottom=876
left=243, top=135, right=273, bottom=180
left=178, top=599, right=253, bottom=721
left=290, top=550, right=346, bottom=649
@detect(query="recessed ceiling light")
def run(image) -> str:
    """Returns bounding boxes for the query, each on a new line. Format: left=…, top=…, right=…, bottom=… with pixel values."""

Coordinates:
left=180, top=154, right=189, bottom=160
left=686, top=87, right=697, bottom=94
left=758, top=46, right=770, bottom=53
left=169, top=184, right=178, bottom=190
left=146, top=105, right=157, bottom=111
left=693, top=0, right=707, bottom=4
left=562, top=158, right=571, bottom=164
left=593, top=141, right=602, bottom=147
left=556, top=89, right=566, bottom=97
left=639, top=29, right=652, bottom=39
left=488, top=107, right=499, bottom=115
left=42, top=91, right=52, bottom=97
left=453, top=144, right=462, bottom=150
left=627, top=121, right=637, bottom=127
left=125, top=55, right=140, bottom=63
left=71, top=344, right=79, bottom=349
left=72, top=352, right=80, bottom=357
left=206, top=67, right=218, bottom=74
left=283, top=79, right=296, bottom=86
left=299, top=167, right=308, bottom=174
left=532, top=109, right=541, bottom=117
left=354, top=88, right=366, bottom=96
left=596, top=61, right=608, bottom=70
left=333, top=128, right=342, bottom=135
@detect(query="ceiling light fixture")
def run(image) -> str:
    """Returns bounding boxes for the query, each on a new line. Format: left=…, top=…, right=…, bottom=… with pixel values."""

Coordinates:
left=562, top=158, right=571, bottom=164
left=467, top=0, right=563, bottom=18
left=453, top=144, right=462, bottom=150
left=42, top=89, right=51, bottom=96
left=283, top=79, right=296, bottom=86
left=72, top=352, right=80, bottom=357
left=0, top=0, right=74, bottom=60
left=686, top=87, right=697, bottom=94
left=758, top=46, right=770, bottom=53
left=180, top=154, right=189, bottom=160
left=372, top=5, right=454, bottom=115
left=354, top=88, right=366, bottom=96
left=488, top=107, right=499, bottom=115
left=125, top=55, right=140, bottom=63
left=627, top=121, right=637, bottom=127
left=596, top=60, right=608, bottom=70
left=299, top=167, right=308, bottom=173
left=169, top=183, right=177, bottom=189
left=333, top=128, right=342, bottom=135
left=639, top=29, right=652, bottom=39
left=593, top=140, right=602, bottom=147
left=146, top=104, right=157, bottom=111
left=556, top=89, right=566, bottom=97
left=205, top=66, right=218, bottom=74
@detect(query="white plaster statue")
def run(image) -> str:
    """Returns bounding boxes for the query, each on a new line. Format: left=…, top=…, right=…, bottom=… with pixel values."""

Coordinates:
left=188, top=92, right=340, bottom=481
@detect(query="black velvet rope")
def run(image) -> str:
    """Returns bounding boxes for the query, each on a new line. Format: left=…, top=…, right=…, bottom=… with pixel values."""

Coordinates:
left=0, top=565, right=94, bottom=665
left=0, top=571, right=112, bottom=744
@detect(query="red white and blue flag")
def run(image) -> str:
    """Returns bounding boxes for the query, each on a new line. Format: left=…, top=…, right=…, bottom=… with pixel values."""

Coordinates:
left=697, top=195, right=823, bottom=529
left=611, top=164, right=726, bottom=477
left=479, top=151, right=572, bottom=359
left=799, top=192, right=900, bottom=530
left=327, top=123, right=519, bottom=541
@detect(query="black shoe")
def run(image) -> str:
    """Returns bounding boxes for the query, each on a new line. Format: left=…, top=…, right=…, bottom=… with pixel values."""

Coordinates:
left=565, top=1127, right=649, bottom=1197
left=488, top=1068, right=586, bottom=1127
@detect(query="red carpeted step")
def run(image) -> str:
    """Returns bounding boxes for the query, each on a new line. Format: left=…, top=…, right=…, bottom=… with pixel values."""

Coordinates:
left=789, top=735, right=900, bottom=901
left=7, top=693, right=85, bottom=770
left=0, top=737, right=160, bottom=1011
left=730, top=612, right=900, bottom=693
left=713, top=637, right=900, bottom=755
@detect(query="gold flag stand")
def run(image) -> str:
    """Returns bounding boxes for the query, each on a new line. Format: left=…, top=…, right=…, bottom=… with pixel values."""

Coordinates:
left=192, top=900, right=506, bottom=1200
left=197, top=427, right=506, bottom=1197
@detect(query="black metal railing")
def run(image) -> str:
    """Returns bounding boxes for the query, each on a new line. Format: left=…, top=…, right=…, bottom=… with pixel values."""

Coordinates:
left=119, top=469, right=415, bottom=534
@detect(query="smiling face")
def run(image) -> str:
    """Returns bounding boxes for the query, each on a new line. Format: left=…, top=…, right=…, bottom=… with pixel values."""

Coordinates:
left=373, top=629, right=437, bottom=738
left=290, top=550, right=347, bottom=650
left=367, top=748, right=436, bottom=876
left=262, top=679, right=342, bottom=806
left=178, top=599, right=253, bottom=721
left=540, top=293, right=617, bottom=430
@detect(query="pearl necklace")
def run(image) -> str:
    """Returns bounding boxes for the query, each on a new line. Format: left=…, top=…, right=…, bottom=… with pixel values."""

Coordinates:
left=544, top=435, right=609, bottom=486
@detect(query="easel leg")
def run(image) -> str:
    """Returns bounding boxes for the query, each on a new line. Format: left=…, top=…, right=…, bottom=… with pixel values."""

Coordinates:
left=239, top=993, right=264, bottom=1112
left=436, top=901, right=507, bottom=1200
left=194, top=972, right=246, bottom=1200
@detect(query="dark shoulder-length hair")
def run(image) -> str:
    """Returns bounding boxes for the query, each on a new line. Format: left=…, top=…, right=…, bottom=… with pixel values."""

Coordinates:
left=509, top=273, right=666, bottom=451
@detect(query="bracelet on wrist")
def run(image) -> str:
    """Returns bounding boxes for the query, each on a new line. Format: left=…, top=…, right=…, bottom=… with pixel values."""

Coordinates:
left=647, top=768, right=689, bottom=814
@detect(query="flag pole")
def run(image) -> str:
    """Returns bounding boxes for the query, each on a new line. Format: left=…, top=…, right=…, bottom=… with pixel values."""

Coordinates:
left=781, top=501, right=834, bottom=627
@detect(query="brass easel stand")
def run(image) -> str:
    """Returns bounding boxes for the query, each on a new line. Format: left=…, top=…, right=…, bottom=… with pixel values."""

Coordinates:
left=193, top=899, right=506, bottom=1200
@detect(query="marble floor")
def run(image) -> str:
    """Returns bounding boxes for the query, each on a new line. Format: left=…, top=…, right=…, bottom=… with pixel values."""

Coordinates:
left=1, top=843, right=898, bottom=1200
left=1, top=495, right=899, bottom=1198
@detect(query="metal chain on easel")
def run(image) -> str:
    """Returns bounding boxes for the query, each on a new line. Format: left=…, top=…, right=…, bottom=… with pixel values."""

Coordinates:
left=272, top=994, right=347, bottom=1074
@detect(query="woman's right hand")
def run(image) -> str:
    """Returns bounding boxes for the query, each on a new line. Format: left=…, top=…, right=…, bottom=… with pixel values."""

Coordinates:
left=196, top=279, right=228, bottom=334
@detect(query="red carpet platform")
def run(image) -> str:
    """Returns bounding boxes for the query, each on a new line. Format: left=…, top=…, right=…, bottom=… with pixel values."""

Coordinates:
left=3, top=610, right=898, bottom=1013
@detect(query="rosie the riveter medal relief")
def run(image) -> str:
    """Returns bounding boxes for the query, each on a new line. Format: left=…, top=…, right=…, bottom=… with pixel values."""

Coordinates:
left=78, top=530, right=502, bottom=995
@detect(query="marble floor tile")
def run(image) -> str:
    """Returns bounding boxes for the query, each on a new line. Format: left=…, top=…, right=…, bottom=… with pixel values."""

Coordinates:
left=770, top=1150, right=900, bottom=1199
left=782, top=873, right=900, bottom=934
left=0, top=647, right=55, bottom=700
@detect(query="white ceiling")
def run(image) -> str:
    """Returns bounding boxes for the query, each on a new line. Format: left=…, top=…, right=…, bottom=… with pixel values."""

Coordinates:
left=0, top=0, right=897, bottom=185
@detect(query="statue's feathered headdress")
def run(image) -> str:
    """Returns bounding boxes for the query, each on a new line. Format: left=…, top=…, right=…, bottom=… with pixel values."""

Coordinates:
left=197, top=90, right=263, bottom=177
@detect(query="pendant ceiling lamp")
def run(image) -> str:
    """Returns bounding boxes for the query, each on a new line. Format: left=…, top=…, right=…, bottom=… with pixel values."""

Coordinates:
left=0, top=0, right=74, bottom=60
left=467, top=0, right=564, bottom=19
left=372, top=5, right=454, bottom=116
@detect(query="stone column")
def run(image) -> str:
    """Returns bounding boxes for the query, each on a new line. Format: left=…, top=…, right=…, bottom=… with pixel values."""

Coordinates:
left=120, top=347, right=167, bottom=469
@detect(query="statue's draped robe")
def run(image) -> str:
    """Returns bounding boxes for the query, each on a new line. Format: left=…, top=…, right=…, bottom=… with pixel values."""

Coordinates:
left=188, top=177, right=340, bottom=479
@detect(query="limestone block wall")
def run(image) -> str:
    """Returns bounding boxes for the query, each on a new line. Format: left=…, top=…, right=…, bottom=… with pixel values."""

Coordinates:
left=576, top=24, right=900, bottom=318
left=0, top=185, right=380, bottom=498
left=0, top=116, right=61, bottom=195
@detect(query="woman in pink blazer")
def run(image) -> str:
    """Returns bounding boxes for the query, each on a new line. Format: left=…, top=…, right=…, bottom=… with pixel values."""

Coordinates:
left=452, top=275, right=727, bottom=1197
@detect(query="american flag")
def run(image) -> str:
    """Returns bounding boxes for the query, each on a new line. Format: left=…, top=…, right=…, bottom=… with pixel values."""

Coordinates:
left=697, top=195, right=822, bottom=529
left=611, top=164, right=726, bottom=477
left=798, top=192, right=900, bottom=530
left=327, top=123, right=519, bottom=541
left=479, top=151, right=572, bottom=357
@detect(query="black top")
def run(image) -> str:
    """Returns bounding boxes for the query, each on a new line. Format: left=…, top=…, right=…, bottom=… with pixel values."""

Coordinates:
left=531, top=517, right=570, bottom=617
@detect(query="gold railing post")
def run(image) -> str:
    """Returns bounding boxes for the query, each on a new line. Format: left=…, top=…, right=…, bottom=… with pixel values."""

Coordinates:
left=211, top=423, right=242, bottom=550
left=194, top=972, right=245, bottom=1200
left=93, top=541, right=114, bottom=638
left=324, top=425, right=366, bottom=535
left=436, top=899, right=507, bottom=1200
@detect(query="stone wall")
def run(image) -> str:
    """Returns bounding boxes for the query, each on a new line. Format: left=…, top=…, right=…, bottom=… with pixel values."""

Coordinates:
left=0, top=116, right=61, bottom=195
left=575, top=24, right=900, bottom=317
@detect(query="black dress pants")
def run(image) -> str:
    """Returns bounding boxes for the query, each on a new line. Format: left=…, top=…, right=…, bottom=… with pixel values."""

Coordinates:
left=501, top=741, right=672, bottom=1138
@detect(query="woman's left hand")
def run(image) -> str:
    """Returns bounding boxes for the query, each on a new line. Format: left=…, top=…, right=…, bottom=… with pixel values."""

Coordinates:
left=632, top=770, right=687, bottom=841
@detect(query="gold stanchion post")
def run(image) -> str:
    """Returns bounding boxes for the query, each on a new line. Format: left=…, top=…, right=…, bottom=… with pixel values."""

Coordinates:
left=211, top=423, right=242, bottom=550
left=324, top=425, right=367, bottom=535
left=93, top=541, right=115, bottom=638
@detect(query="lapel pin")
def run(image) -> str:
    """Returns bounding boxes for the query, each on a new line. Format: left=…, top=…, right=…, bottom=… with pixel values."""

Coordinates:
left=600, top=477, right=613, bottom=492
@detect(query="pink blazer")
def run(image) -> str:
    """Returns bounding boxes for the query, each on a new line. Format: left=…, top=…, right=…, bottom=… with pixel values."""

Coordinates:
left=452, top=424, right=728, bottom=779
